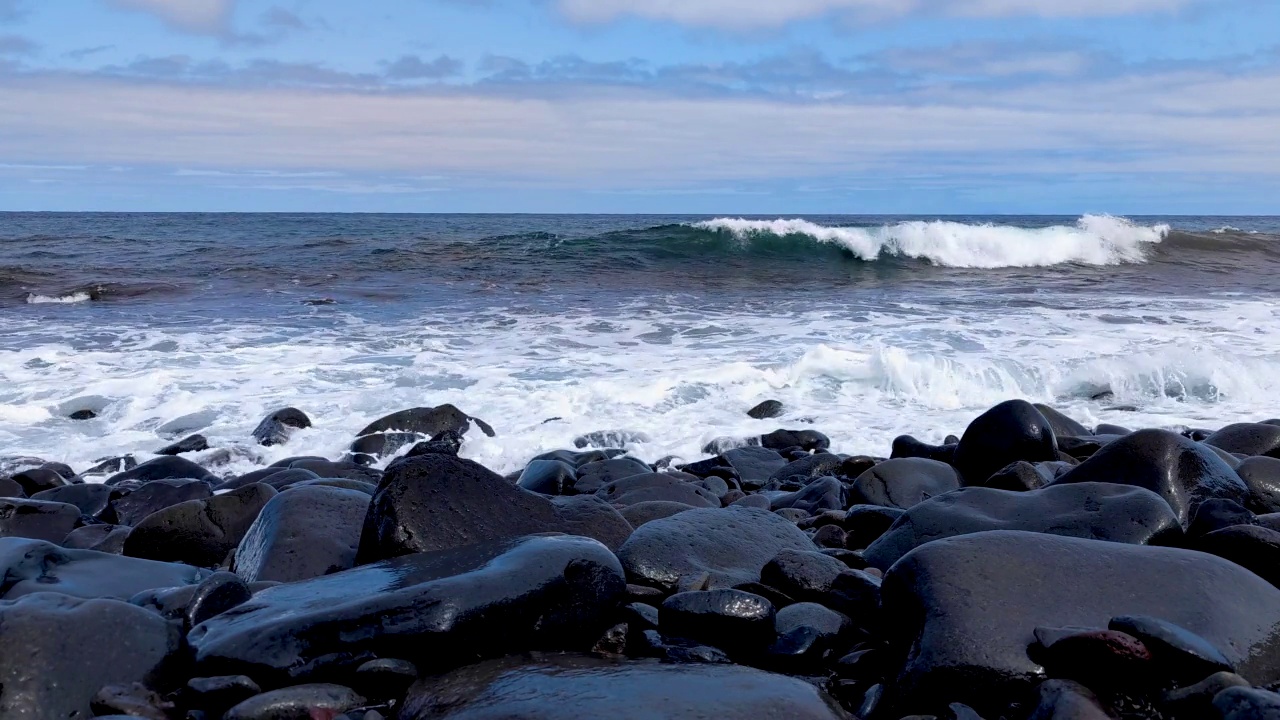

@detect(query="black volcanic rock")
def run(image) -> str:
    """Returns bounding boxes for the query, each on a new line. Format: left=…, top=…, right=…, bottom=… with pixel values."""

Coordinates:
left=110, top=479, right=213, bottom=526
left=252, top=407, right=312, bottom=447
left=188, top=535, right=626, bottom=684
left=357, top=454, right=631, bottom=564
left=596, top=472, right=719, bottom=508
left=616, top=505, right=815, bottom=590
left=0, top=497, right=83, bottom=542
left=122, top=483, right=277, bottom=567
left=749, top=400, right=786, bottom=419
left=661, top=588, right=777, bottom=654
left=864, top=482, right=1182, bottom=570
left=106, top=455, right=216, bottom=486
left=849, top=457, right=960, bottom=510
left=358, top=404, right=494, bottom=438
left=1033, top=404, right=1091, bottom=438
left=0, top=537, right=208, bottom=600
left=953, top=400, right=1059, bottom=486
left=1237, top=456, right=1280, bottom=513
left=157, top=433, right=210, bottom=456
left=0, top=593, right=182, bottom=719
left=879, top=530, right=1280, bottom=717
left=761, top=429, right=830, bottom=453
left=32, top=482, right=121, bottom=518
left=1049, top=429, right=1248, bottom=526
left=234, top=485, right=368, bottom=583
left=399, top=655, right=850, bottom=720
left=1204, top=422, right=1280, bottom=457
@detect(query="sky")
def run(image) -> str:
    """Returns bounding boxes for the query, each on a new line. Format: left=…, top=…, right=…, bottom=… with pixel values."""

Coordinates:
left=0, top=0, right=1277, bottom=213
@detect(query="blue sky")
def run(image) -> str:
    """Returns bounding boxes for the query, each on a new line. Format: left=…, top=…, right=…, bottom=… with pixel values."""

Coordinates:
left=0, top=0, right=1277, bottom=213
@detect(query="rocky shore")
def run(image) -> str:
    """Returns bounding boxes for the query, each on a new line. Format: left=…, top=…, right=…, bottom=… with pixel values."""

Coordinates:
left=4, top=399, right=1280, bottom=719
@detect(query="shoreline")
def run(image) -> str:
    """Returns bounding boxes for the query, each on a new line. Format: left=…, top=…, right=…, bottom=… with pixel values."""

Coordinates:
left=3, top=398, right=1280, bottom=717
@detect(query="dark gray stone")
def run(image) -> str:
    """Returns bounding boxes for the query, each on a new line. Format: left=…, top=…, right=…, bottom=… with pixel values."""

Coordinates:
left=770, top=476, right=845, bottom=514
left=616, top=506, right=815, bottom=590
left=0, top=593, right=182, bottom=719
left=0, top=497, right=82, bottom=542
left=110, top=479, right=213, bottom=526
left=573, top=430, right=651, bottom=449
left=723, top=446, right=789, bottom=485
left=1238, top=456, right=1280, bottom=514
left=106, top=455, right=215, bottom=485
left=1196, top=524, right=1280, bottom=588
left=399, top=655, right=850, bottom=720
left=661, top=589, right=776, bottom=654
left=1050, top=429, right=1248, bottom=527
left=620, top=501, right=696, bottom=527
left=1026, top=680, right=1113, bottom=720
left=953, top=400, right=1059, bottom=486
left=235, top=485, right=368, bottom=583
left=8, top=467, right=66, bottom=495
left=517, top=459, right=577, bottom=495
left=759, top=549, right=881, bottom=621
left=769, top=453, right=843, bottom=485
left=358, top=404, right=494, bottom=438
left=850, top=458, right=961, bottom=510
left=1205, top=423, right=1280, bottom=458
left=1033, top=404, right=1091, bottom=438
left=122, top=483, right=278, bottom=567
left=32, top=482, right=120, bottom=518
left=864, top=482, right=1183, bottom=570
left=189, top=535, right=625, bottom=684
left=157, top=434, right=210, bottom=456
left=749, top=400, right=786, bottom=419
left=596, top=472, right=718, bottom=508
left=1213, top=686, right=1280, bottom=720
left=0, top=537, right=208, bottom=600
left=761, top=429, right=830, bottom=453
left=357, top=454, right=631, bottom=564
left=573, top=457, right=652, bottom=494
left=62, top=523, right=131, bottom=553
left=224, top=684, right=365, bottom=720
left=879, top=530, right=1280, bottom=717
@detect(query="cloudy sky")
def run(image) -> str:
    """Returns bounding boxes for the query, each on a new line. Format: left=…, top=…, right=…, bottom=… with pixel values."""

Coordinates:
left=0, top=0, right=1276, bottom=213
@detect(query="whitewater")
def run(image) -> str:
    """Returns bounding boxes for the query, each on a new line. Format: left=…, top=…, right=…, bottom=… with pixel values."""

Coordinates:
left=2, top=212, right=1279, bottom=476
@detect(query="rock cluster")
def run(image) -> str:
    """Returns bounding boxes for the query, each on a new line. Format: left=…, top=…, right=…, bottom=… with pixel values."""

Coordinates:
left=5, top=400, right=1280, bottom=719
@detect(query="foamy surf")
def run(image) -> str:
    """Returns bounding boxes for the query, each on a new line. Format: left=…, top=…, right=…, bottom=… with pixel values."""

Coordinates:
left=25, top=291, right=91, bottom=304
left=695, top=214, right=1170, bottom=268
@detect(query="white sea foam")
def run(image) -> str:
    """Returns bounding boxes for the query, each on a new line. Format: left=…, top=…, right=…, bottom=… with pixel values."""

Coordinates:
left=2, top=292, right=1279, bottom=477
left=25, top=291, right=91, bottom=304
left=695, top=215, right=1170, bottom=268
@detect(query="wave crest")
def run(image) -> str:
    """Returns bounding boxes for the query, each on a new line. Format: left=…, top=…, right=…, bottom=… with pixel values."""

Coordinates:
left=694, top=214, right=1170, bottom=269
left=26, top=291, right=91, bottom=304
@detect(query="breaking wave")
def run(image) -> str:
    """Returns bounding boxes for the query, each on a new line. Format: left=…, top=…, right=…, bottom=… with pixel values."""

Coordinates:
left=694, top=215, right=1171, bottom=269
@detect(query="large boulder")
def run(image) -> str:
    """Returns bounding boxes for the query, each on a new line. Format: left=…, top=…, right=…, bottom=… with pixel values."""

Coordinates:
left=123, top=484, right=278, bottom=567
left=0, top=593, right=183, bottom=720
left=251, top=407, right=312, bottom=447
left=723, top=447, right=788, bottom=485
left=109, top=479, right=213, bottom=526
left=1049, top=429, right=1248, bottom=526
left=106, top=456, right=216, bottom=485
left=1204, top=423, right=1280, bottom=458
left=0, top=537, right=208, bottom=600
left=1237, top=456, right=1280, bottom=514
left=953, top=400, right=1059, bottom=486
left=616, top=506, right=815, bottom=590
left=849, top=458, right=961, bottom=510
left=357, top=404, right=494, bottom=438
left=596, top=473, right=718, bottom=508
left=1033, top=404, right=1091, bottom=438
left=31, top=483, right=121, bottom=518
left=573, top=457, right=652, bottom=494
left=356, top=454, right=631, bottom=564
left=234, top=485, right=368, bottom=584
left=399, top=655, right=850, bottom=720
left=880, top=530, right=1280, bottom=717
left=864, top=482, right=1183, bottom=570
left=188, top=535, right=626, bottom=685
left=0, top=497, right=83, bottom=542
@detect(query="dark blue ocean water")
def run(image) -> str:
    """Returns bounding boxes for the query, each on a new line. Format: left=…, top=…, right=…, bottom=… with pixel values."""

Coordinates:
left=2, top=212, right=1278, bottom=475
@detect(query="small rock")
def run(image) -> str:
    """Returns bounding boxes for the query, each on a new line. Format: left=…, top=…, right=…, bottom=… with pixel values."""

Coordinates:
left=748, top=400, right=785, bottom=419
left=251, top=407, right=312, bottom=447
left=223, top=683, right=365, bottom=720
left=660, top=589, right=776, bottom=655
left=156, top=434, right=210, bottom=456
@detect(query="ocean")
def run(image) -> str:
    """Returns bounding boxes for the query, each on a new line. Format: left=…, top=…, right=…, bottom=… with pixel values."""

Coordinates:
left=3, top=212, right=1279, bottom=475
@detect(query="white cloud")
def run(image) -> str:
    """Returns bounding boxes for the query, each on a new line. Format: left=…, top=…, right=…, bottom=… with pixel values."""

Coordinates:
left=0, top=69, right=1276, bottom=189
left=106, top=0, right=235, bottom=35
left=555, top=0, right=1197, bottom=28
